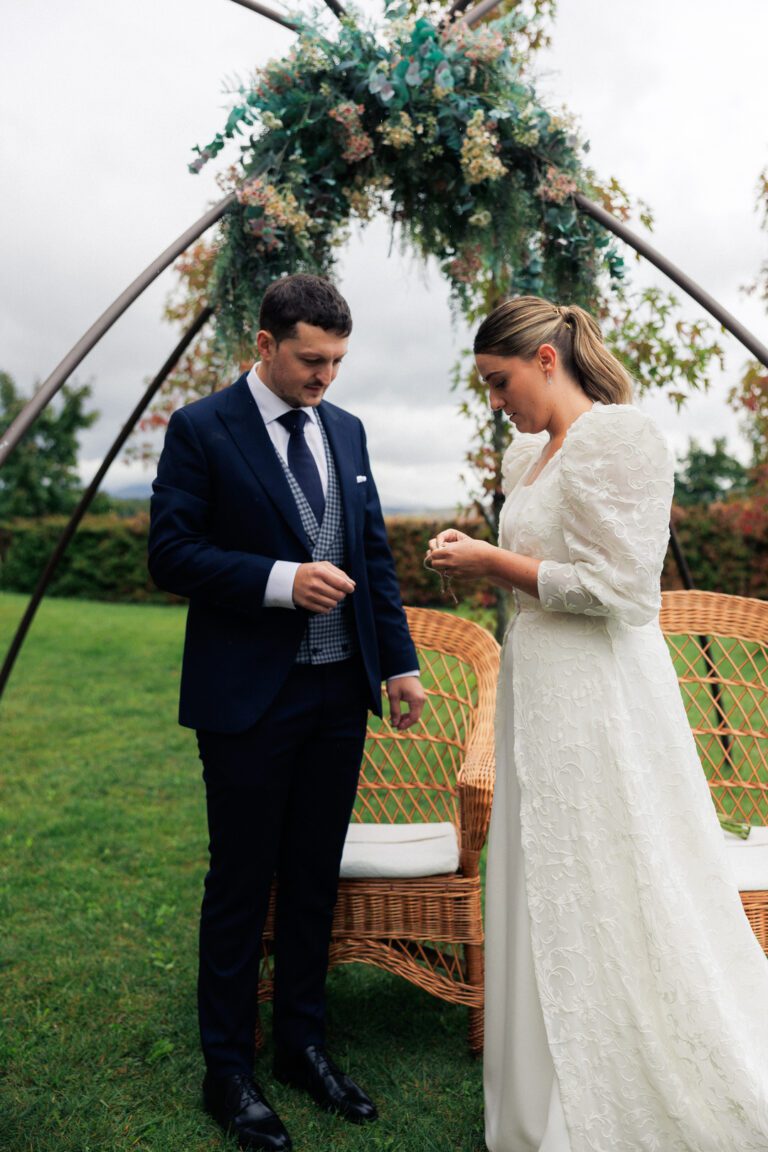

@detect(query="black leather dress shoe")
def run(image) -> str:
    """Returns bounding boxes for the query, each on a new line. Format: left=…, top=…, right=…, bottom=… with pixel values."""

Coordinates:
left=273, top=1044, right=378, bottom=1124
left=203, top=1072, right=292, bottom=1151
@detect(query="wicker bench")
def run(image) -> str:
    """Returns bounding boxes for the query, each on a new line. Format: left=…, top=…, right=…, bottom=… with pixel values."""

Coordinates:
left=258, top=606, right=500, bottom=1054
left=660, top=589, right=768, bottom=953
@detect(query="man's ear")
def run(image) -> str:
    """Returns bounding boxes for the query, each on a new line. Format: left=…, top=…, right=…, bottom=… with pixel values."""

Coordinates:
left=256, top=329, right=276, bottom=362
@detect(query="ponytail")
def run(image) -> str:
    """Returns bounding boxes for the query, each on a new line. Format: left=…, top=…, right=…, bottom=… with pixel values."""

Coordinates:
left=474, top=296, right=632, bottom=405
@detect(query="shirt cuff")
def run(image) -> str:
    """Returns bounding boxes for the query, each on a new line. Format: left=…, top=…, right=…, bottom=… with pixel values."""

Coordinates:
left=264, top=561, right=301, bottom=609
left=387, top=670, right=420, bottom=682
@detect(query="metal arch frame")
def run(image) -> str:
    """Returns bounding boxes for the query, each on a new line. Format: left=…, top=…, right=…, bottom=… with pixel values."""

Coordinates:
left=574, top=195, right=768, bottom=366
left=0, top=306, right=213, bottom=698
left=0, top=192, right=236, bottom=470
left=1, top=0, right=767, bottom=700
left=228, top=0, right=298, bottom=30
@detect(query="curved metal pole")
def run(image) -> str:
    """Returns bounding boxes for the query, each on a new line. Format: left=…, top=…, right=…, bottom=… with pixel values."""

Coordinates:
left=0, top=192, right=235, bottom=470
left=228, top=0, right=343, bottom=24
left=321, top=0, right=346, bottom=18
left=0, top=306, right=213, bottom=703
left=227, top=0, right=298, bottom=31
left=446, top=0, right=474, bottom=18
left=464, top=0, right=505, bottom=27
left=668, top=519, right=695, bottom=590
left=574, top=192, right=768, bottom=368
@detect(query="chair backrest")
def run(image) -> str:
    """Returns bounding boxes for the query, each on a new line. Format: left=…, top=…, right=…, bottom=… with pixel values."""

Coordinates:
left=353, top=607, right=500, bottom=827
left=660, top=590, right=768, bottom=825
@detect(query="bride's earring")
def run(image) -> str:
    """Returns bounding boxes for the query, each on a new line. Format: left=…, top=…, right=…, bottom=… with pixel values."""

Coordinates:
left=546, top=372, right=553, bottom=386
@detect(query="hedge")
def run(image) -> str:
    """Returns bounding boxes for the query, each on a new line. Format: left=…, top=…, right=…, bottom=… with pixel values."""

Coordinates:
left=0, top=514, right=166, bottom=604
left=662, top=501, right=768, bottom=599
left=0, top=513, right=478, bottom=608
left=2, top=503, right=767, bottom=606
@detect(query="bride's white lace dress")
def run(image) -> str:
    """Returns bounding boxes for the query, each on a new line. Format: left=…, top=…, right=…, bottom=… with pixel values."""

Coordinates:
left=484, top=403, right=768, bottom=1152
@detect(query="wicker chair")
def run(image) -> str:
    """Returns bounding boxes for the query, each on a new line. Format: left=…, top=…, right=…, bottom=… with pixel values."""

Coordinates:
left=660, top=589, right=768, bottom=953
left=258, top=606, right=500, bottom=1054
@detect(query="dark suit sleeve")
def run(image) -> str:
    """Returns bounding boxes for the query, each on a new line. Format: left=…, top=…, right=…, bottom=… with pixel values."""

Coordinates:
left=357, top=424, right=419, bottom=679
left=148, top=406, right=274, bottom=612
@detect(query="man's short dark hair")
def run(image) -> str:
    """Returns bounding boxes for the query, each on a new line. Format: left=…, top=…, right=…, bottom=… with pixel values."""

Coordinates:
left=259, top=274, right=352, bottom=344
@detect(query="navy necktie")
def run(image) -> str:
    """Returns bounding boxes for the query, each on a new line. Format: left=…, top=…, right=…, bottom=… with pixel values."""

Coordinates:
left=277, top=410, right=325, bottom=525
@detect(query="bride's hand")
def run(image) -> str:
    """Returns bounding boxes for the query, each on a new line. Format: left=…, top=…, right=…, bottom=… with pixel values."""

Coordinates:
left=427, top=528, right=470, bottom=551
left=426, top=535, right=496, bottom=580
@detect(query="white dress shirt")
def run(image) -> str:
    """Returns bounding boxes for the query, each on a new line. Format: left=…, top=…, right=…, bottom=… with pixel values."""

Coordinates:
left=247, top=365, right=324, bottom=609
left=246, top=366, right=418, bottom=682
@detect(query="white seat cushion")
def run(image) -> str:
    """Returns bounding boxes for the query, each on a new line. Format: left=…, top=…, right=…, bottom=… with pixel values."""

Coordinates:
left=339, top=821, right=460, bottom=879
left=723, top=826, right=768, bottom=891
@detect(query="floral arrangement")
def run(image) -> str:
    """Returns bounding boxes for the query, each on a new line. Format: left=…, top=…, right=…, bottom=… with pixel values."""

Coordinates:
left=189, top=3, right=626, bottom=359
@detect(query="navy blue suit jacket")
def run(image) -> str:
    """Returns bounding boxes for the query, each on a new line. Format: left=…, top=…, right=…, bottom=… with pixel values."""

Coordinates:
left=148, top=374, right=418, bottom=733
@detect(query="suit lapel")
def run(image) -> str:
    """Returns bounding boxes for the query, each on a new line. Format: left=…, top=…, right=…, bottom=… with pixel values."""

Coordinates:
left=218, top=375, right=311, bottom=551
left=320, top=403, right=360, bottom=549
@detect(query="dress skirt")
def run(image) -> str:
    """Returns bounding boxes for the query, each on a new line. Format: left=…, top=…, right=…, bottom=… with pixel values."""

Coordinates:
left=484, top=637, right=572, bottom=1152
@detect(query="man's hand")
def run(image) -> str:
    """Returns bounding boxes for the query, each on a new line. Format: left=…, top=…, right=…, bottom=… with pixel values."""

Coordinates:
left=386, top=675, right=426, bottom=732
left=293, top=562, right=355, bottom=613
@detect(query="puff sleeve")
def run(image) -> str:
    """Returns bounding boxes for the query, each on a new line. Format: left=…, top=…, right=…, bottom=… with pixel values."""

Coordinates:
left=536, top=405, right=674, bottom=626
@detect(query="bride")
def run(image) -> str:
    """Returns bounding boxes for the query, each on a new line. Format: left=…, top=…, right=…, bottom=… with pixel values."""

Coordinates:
left=426, top=296, right=768, bottom=1152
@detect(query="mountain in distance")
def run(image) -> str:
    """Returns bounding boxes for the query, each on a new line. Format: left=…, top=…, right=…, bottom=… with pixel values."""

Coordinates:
left=104, top=483, right=454, bottom=519
left=383, top=505, right=457, bottom=518
left=106, top=481, right=455, bottom=518
left=106, top=482, right=153, bottom=500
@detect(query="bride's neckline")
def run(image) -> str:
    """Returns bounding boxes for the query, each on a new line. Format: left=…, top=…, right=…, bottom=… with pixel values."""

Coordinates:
left=521, top=448, right=560, bottom=488
left=521, top=402, right=597, bottom=488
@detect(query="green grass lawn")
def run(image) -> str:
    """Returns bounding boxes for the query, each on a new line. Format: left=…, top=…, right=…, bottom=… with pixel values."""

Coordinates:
left=0, top=592, right=485, bottom=1152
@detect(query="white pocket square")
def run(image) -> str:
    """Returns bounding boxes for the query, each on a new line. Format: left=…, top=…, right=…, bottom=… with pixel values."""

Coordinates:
left=356, top=475, right=367, bottom=483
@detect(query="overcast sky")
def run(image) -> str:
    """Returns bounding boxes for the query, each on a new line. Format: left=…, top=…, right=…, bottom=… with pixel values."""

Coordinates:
left=1, top=0, right=766, bottom=507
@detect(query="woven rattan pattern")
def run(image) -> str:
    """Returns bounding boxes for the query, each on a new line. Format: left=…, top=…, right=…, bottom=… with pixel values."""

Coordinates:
left=660, top=589, right=768, bottom=953
left=258, top=606, right=500, bottom=1053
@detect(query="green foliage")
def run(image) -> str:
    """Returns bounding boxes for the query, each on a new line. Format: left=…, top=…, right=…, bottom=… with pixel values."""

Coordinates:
left=664, top=498, right=768, bottom=599
left=0, top=513, right=168, bottom=603
left=729, top=358, right=768, bottom=465
left=0, top=592, right=485, bottom=1151
left=728, top=167, right=768, bottom=461
left=0, top=370, right=98, bottom=519
left=674, top=437, right=750, bottom=507
left=605, top=287, right=724, bottom=407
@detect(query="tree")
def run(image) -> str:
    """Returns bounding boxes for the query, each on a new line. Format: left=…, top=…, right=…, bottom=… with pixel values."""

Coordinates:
left=728, top=165, right=768, bottom=461
left=0, top=371, right=98, bottom=519
left=674, top=437, right=749, bottom=507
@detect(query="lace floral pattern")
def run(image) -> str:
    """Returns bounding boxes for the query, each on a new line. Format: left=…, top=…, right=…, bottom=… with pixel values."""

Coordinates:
left=488, top=404, right=768, bottom=1151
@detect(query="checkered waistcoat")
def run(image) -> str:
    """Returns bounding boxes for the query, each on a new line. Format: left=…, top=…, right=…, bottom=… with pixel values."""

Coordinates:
left=276, top=413, right=358, bottom=664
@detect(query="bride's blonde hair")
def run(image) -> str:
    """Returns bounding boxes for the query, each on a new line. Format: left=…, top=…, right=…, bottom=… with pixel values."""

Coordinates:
left=474, top=295, right=633, bottom=405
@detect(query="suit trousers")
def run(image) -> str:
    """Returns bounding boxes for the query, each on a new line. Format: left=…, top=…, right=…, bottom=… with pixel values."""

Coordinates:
left=195, top=657, right=369, bottom=1076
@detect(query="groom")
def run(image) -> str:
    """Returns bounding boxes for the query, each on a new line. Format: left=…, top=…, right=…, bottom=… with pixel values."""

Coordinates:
left=148, top=274, right=425, bottom=1151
